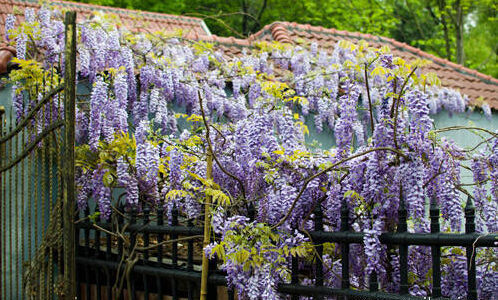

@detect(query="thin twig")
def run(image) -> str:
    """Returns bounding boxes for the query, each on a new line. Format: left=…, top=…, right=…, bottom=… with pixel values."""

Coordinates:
left=198, top=90, right=247, bottom=201
left=272, top=147, right=408, bottom=229
left=92, top=223, right=119, bottom=237
left=393, top=67, right=418, bottom=151
left=137, top=235, right=204, bottom=251
left=469, top=233, right=492, bottom=271
left=364, top=63, right=375, bottom=134
left=434, top=126, right=498, bottom=137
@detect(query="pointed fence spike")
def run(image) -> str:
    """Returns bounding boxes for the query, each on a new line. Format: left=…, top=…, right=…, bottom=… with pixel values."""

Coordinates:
left=340, top=197, right=349, bottom=231
left=430, top=197, right=440, bottom=232
left=248, top=202, right=255, bottom=221
left=397, top=191, right=407, bottom=233
left=314, top=203, right=323, bottom=231
left=465, top=195, right=473, bottom=210
left=430, top=196, right=439, bottom=209
left=399, top=186, right=406, bottom=210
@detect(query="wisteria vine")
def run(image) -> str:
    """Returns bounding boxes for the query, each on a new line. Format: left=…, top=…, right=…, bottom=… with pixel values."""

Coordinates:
left=5, top=7, right=497, bottom=299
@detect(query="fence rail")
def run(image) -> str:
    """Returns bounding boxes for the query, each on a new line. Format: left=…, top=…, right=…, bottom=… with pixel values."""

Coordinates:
left=75, top=193, right=497, bottom=300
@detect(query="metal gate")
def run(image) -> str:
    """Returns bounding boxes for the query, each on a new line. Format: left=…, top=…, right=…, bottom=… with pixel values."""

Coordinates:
left=0, top=12, right=77, bottom=300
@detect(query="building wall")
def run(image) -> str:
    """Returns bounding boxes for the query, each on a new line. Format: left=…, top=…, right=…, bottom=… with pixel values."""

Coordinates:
left=0, top=81, right=497, bottom=297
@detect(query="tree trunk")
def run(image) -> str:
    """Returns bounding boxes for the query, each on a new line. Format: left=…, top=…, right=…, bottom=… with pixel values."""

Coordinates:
left=241, top=0, right=248, bottom=36
left=437, top=0, right=452, bottom=60
left=455, top=0, right=464, bottom=65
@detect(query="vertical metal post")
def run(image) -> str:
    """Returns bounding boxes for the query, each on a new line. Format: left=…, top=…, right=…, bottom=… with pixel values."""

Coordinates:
left=340, top=197, right=350, bottom=299
left=369, top=271, right=378, bottom=292
left=130, top=208, right=137, bottom=298
left=430, top=197, right=441, bottom=298
left=156, top=208, right=164, bottom=299
left=105, top=207, right=112, bottom=300
left=291, top=256, right=299, bottom=300
left=0, top=106, right=4, bottom=300
left=171, top=204, right=179, bottom=300
left=20, top=117, right=25, bottom=300
left=76, top=209, right=82, bottom=299
left=142, top=207, right=150, bottom=300
left=397, top=193, right=409, bottom=295
left=117, top=204, right=124, bottom=299
left=63, top=10, right=77, bottom=299
left=187, top=218, right=195, bottom=300
left=465, top=197, right=477, bottom=300
left=208, top=256, right=218, bottom=300
left=8, top=109, right=13, bottom=299
left=84, top=207, right=91, bottom=299
left=314, top=204, right=324, bottom=300
left=95, top=207, right=102, bottom=299
left=14, top=107, right=19, bottom=300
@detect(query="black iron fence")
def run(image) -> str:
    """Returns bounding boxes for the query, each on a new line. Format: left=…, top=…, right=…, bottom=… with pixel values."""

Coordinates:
left=75, top=194, right=497, bottom=300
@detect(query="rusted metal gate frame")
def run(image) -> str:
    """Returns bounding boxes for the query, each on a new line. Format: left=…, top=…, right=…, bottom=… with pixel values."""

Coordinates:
left=0, top=11, right=76, bottom=299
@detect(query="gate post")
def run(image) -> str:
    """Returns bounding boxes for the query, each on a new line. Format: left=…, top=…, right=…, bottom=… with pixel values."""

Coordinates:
left=63, top=11, right=77, bottom=299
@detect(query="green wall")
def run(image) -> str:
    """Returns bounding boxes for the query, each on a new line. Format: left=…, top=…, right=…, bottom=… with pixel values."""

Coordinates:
left=0, top=80, right=496, bottom=297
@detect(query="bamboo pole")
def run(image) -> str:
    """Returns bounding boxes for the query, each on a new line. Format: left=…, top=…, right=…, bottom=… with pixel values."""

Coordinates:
left=63, top=11, right=77, bottom=299
left=200, top=148, right=213, bottom=300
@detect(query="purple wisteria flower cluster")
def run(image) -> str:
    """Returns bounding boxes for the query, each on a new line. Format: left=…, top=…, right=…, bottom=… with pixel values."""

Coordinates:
left=6, top=8, right=497, bottom=299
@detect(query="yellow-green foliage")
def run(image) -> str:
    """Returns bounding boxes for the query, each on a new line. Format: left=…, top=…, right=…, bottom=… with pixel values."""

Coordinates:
left=208, top=221, right=312, bottom=279
left=8, top=58, right=60, bottom=98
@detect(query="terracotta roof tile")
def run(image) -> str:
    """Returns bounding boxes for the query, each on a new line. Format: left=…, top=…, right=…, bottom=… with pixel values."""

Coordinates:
left=0, top=0, right=210, bottom=41
left=264, top=21, right=497, bottom=109
left=0, top=1, right=496, bottom=109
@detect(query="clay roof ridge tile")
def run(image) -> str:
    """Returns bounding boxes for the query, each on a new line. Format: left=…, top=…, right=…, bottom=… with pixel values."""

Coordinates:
left=382, top=38, right=498, bottom=85
left=276, top=21, right=498, bottom=86
left=249, top=23, right=272, bottom=40
left=1, top=0, right=210, bottom=37
left=270, top=22, right=291, bottom=44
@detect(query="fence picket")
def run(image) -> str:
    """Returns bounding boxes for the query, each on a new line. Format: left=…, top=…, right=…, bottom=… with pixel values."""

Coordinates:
left=143, top=206, right=150, bottom=300
left=156, top=207, right=164, bottom=299
left=95, top=206, right=102, bottom=300
left=398, top=193, right=409, bottom=295
left=314, top=204, right=324, bottom=300
left=130, top=208, right=138, bottom=299
left=465, top=197, right=477, bottom=300
left=187, top=218, right=195, bottom=300
left=84, top=206, right=91, bottom=299
left=430, top=197, right=442, bottom=298
left=340, top=197, right=350, bottom=294
left=369, top=271, right=378, bottom=292
left=71, top=177, right=498, bottom=300
left=171, top=204, right=179, bottom=300
left=106, top=207, right=112, bottom=300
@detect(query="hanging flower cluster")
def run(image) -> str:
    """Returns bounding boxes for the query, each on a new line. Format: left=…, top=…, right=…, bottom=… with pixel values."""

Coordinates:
left=6, top=7, right=497, bottom=299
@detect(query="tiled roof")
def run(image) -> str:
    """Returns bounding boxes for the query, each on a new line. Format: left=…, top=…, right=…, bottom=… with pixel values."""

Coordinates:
left=248, top=22, right=498, bottom=109
left=0, top=0, right=211, bottom=41
left=1, top=1, right=496, bottom=109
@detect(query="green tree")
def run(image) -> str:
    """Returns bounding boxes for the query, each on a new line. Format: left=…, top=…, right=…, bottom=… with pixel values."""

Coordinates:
left=390, top=0, right=497, bottom=77
left=464, top=2, right=497, bottom=77
left=77, top=0, right=497, bottom=78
